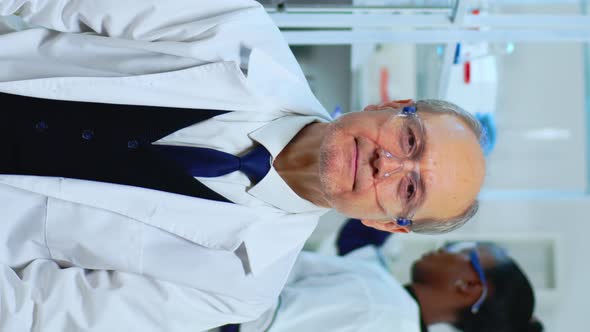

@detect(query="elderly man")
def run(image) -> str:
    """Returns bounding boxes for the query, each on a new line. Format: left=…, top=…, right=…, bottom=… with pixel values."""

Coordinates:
left=0, top=0, right=485, bottom=330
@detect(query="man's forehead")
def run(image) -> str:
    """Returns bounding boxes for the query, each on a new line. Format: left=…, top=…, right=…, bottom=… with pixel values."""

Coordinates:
left=416, top=178, right=476, bottom=220
left=414, top=113, right=485, bottom=220
left=420, top=110, right=480, bottom=140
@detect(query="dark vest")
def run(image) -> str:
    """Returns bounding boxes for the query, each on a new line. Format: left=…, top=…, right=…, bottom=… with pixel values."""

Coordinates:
left=0, top=92, right=230, bottom=202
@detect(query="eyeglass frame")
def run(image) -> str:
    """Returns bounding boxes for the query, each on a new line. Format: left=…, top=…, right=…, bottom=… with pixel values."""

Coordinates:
left=375, top=104, right=424, bottom=228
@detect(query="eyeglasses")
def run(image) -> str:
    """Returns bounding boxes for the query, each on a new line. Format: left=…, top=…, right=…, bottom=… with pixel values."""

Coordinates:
left=444, top=242, right=488, bottom=314
left=373, top=105, right=426, bottom=228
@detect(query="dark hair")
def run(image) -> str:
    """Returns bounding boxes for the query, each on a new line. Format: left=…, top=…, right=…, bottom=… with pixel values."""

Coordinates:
left=527, top=319, right=544, bottom=332
left=453, top=249, right=542, bottom=332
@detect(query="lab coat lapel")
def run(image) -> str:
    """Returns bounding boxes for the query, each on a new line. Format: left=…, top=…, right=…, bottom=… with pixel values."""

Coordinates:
left=0, top=175, right=273, bottom=253
left=0, top=49, right=330, bottom=117
left=0, top=61, right=265, bottom=112
left=246, top=48, right=331, bottom=119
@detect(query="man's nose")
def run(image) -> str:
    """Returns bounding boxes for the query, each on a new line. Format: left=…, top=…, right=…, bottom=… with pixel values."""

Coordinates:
left=373, top=149, right=416, bottom=178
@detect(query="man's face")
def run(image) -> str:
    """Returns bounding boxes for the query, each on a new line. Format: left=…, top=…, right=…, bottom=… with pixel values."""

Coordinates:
left=318, top=101, right=485, bottom=232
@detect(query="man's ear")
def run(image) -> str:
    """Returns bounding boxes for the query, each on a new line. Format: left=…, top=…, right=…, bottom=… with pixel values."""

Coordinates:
left=363, top=99, right=414, bottom=112
left=361, top=219, right=410, bottom=233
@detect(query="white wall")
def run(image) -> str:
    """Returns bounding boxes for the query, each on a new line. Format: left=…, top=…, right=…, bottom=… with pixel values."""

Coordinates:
left=473, top=41, right=588, bottom=331
left=487, top=43, right=587, bottom=192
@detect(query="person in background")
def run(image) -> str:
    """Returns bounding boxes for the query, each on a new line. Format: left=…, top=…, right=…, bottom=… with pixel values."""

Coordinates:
left=223, top=220, right=542, bottom=332
left=0, top=0, right=485, bottom=330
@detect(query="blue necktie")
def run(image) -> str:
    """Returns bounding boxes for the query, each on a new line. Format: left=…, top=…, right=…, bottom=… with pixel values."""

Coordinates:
left=220, top=325, right=240, bottom=332
left=153, top=144, right=272, bottom=184
left=336, top=218, right=392, bottom=256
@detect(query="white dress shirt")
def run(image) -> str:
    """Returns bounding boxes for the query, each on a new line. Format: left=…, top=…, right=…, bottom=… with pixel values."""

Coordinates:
left=158, top=112, right=326, bottom=214
left=0, top=1, right=331, bottom=331
left=238, top=247, right=422, bottom=332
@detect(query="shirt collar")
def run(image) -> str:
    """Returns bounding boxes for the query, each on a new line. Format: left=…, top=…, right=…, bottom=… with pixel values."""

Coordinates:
left=404, top=285, right=429, bottom=332
left=247, top=114, right=330, bottom=214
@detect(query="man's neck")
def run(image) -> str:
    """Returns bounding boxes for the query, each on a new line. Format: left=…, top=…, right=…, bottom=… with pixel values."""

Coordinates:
left=273, top=122, right=330, bottom=207
left=408, top=283, right=457, bottom=327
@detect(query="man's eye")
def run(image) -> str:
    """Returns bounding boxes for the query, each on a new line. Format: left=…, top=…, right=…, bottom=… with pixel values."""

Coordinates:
left=406, top=182, right=415, bottom=200
left=408, top=130, right=416, bottom=149
left=403, top=127, right=416, bottom=155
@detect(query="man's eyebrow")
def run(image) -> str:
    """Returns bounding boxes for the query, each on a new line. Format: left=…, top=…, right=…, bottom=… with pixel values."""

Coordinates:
left=403, top=172, right=426, bottom=217
left=404, top=124, right=428, bottom=218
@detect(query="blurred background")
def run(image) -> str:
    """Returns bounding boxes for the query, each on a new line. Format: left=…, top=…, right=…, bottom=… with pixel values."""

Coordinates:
left=258, top=0, right=590, bottom=331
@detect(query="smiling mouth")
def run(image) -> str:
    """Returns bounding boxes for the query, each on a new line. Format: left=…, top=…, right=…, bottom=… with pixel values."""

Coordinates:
left=352, top=138, right=358, bottom=190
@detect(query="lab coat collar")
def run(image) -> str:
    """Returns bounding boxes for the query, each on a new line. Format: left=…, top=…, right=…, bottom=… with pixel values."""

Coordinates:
left=0, top=61, right=264, bottom=112
left=245, top=48, right=331, bottom=119
left=404, top=286, right=428, bottom=332
left=241, top=210, right=322, bottom=277
left=0, top=48, right=331, bottom=120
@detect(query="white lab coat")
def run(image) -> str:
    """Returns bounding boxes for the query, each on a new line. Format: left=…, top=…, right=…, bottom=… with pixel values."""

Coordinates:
left=0, top=1, right=331, bottom=331
left=239, top=247, right=423, bottom=332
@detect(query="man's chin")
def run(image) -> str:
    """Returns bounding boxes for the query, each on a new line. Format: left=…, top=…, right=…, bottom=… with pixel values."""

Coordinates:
left=319, top=176, right=341, bottom=208
left=319, top=159, right=349, bottom=200
left=328, top=199, right=371, bottom=220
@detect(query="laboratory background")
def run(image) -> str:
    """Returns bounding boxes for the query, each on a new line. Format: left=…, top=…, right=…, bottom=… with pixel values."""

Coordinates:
left=258, top=0, right=590, bottom=331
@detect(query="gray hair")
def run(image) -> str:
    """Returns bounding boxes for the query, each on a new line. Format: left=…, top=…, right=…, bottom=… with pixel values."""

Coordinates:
left=409, top=99, right=485, bottom=235
left=416, top=99, right=485, bottom=146
left=411, top=201, right=480, bottom=234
